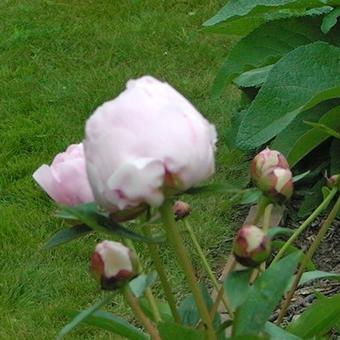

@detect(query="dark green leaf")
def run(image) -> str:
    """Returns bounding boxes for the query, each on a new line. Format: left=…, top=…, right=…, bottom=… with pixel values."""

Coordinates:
left=68, top=310, right=149, bottom=340
left=234, top=65, right=273, bottom=88
left=272, top=240, right=315, bottom=271
left=158, top=322, right=205, bottom=340
left=58, top=204, right=163, bottom=244
left=55, top=202, right=97, bottom=220
left=330, top=138, right=340, bottom=175
left=203, top=0, right=333, bottom=33
left=225, top=109, right=248, bottom=149
left=139, top=298, right=174, bottom=322
left=233, top=252, right=301, bottom=335
left=287, top=293, right=340, bottom=337
left=236, top=42, right=340, bottom=150
left=45, top=224, right=92, bottom=249
left=298, top=178, right=325, bottom=217
left=224, top=270, right=251, bottom=311
left=304, top=120, right=340, bottom=138
left=284, top=106, right=340, bottom=166
left=267, top=227, right=294, bottom=239
left=321, top=6, right=340, bottom=33
left=129, top=272, right=157, bottom=298
left=265, top=322, right=301, bottom=339
left=271, top=100, right=338, bottom=163
left=57, top=294, right=112, bottom=339
left=210, top=18, right=328, bottom=96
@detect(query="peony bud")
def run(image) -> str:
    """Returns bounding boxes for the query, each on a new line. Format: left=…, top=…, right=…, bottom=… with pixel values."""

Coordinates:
left=84, top=76, right=217, bottom=212
left=172, top=200, right=191, bottom=220
left=233, top=225, right=271, bottom=267
left=327, top=174, right=340, bottom=189
left=33, top=143, right=94, bottom=206
left=251, top=148, right=293, bottom=202
left=90, top=241, right=137, bottom=290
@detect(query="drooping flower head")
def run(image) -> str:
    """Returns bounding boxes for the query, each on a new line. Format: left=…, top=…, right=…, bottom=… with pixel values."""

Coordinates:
left=33, top=143, right=94, bottom=206
left=84, top=76, right=217, bottom=211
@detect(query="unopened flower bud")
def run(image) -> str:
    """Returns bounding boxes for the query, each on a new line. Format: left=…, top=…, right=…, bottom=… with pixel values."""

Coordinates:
left=233, top=225, right=271, bottom=267
left=172, top=200, right=191, bottom=220
left=327, top=175, right=340, bottom=189
left=90, top=240, right=137, bottom=290
left=251, top=147, right=289, bottom=183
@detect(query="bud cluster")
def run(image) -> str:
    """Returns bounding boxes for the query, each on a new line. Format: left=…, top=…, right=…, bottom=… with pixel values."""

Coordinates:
left=250, top=147, right=293, bottom=202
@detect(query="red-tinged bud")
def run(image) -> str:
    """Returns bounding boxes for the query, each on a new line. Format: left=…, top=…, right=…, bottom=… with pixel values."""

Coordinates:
left=172, top=200, right=191, bottom=220
left=233, top=225, right=271, bottom=267
left=251, top=148, right=289, bottom=183
left=327, top=174, right=340, bottom=189
left=90, top=240, right=138, bottom=290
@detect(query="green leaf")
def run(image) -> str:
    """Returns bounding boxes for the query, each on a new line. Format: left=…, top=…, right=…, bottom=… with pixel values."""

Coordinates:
left=271, top=100, right=338, bottom=162
left=45, top=224, right=92, bottom=249
left=330, top=138, right=340, bottom=174
left=292, top=170, right=311, bottom=183
left=224, top=270, right=251, bottom=311
left=287, top=293, right=340, bottom=337
left=58, top=203, right=163, bottom=244
left=158, top=322, right=205, bottom=340
left=272, top=240, right=316, bottom=271
left=139, top=298, right=174, bottom=322
left=182, top=182, right=244, bottom=196
left=236, top=42, right=340, bottom=150
left=129, top=272, right=157, bottom=298
left=233, top=252, right=301, bottom=335
left=210, top=18, right=328, bottom=96
left=265, top=322, right=301, bottom=339
left=298, top=178, right=325, bottom=217
left=57, top=294, right=112, bottom=339
left=68, top=310, right=149, bottom=340
left=234, top=65, right=273, bottom=88
left=178, top=286, right=221, bottom=329
left=284, top=106, right=340, bottom=166
left=267, top=227, right=294, bottom=239
left=203, top=0, right=333, bottom=32
left=321, top=6, right=340, bottom=33
left=298, top=270, right=340, bottom=286
left=304, top=120, right=340, bottom=138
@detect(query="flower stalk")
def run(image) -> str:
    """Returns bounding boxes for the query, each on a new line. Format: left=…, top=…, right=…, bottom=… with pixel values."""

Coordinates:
left=160, top=201, right=215, bottom=339
left=123, top=286, right=161, bottom=340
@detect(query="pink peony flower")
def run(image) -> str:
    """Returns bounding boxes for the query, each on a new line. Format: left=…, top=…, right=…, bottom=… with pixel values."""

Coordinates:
left=33, top=143, right=94, bottom=205
left=84, top=76, right=217, bottom=211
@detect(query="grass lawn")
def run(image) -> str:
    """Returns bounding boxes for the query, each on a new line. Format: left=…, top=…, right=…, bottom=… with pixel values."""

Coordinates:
left=0, top=1, right=244, bottom=338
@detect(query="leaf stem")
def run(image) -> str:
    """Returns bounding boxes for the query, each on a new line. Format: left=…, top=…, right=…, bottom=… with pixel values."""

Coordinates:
left=183, top=219, right=234, bottom=318
left=276, top=193, right=340, bottom=324
left=123, top=286, right=161, bottom=340
left=271, top=187, right=338, bottom=265
left=144, top=227, right=181, bottom=323
left=160, top=201, right=215, bottom=340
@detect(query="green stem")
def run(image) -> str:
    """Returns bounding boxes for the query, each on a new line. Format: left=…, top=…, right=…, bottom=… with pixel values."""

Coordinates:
left=160, top=201, right=215, bottom=340
left=124, top=238, right=162, bottom=323
left=144, top=227, right=181, bottom=323
left=123, top=286, right=160, bottom=340
left=276, top=194, right=340, bottom=324
left=184, top=219, right=234, bottom=318
left=271, top=187, right=338, bottom=265
left=253, top=195, right=271, bottom=225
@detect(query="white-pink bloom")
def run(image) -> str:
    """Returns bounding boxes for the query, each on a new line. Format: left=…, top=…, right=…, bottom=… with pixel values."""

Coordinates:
left=84, top=76, right=217, bottom=211
left=33, top=143, right=94, bottom=205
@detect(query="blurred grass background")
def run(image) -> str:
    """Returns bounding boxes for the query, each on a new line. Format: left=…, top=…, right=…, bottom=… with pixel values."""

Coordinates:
left=0, top=0, right=245, bottom=338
